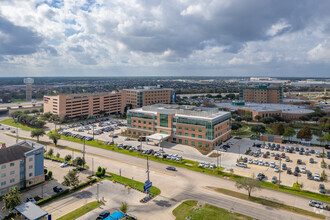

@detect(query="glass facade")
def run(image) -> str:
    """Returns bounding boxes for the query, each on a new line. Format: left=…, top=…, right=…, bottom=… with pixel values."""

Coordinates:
left=159, top=114, right=169, bottom=127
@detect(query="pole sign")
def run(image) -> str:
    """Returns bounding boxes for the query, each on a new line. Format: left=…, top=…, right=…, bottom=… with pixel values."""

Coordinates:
left=143, top=181, right=152, bottom=192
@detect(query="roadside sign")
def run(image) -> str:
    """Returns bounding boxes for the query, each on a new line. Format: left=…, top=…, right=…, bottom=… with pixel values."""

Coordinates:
left=145, top=180, right=150, bottom=184
left=143, top=181, right=152, bottom=191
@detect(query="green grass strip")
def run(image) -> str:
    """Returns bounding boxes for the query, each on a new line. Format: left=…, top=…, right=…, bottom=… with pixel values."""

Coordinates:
left=104, top=172, right=161, bottom=196
left=172, top=200, right=253, bottom=220
left=57, top=201, right=103, bottom=220
left=0, top=118, right=37, bottom=131
left=214, top=188, right=325, bottom=219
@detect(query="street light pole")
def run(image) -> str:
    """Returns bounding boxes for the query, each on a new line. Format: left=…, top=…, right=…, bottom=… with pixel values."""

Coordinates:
left=82, top=139, right=86, bottom=169
left=279, top=158, right=282, bottom=185
left=217, top=148, right=219, bottom=174
left=147, top=156, right=150, bottom=181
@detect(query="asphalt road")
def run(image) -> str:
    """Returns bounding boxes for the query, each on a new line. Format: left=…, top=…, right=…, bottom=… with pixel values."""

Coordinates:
left=0, top=124, right=329, bottom=219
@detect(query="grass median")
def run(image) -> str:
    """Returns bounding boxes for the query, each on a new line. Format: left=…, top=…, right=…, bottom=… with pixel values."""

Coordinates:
left=0, top=118, right=37, bottom=131
left=52, top=132, right=330, bottom=204
left=173, top=200, right=253, bottom=220
left=57, top=201, right=103, bottom=220
left=214, top=188, right=325, bottom=219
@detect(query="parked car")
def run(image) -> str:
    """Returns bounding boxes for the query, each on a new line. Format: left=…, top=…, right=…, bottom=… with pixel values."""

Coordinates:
left=309, top=200, right=324, bottom=209
left=295, top=166, right=300, bottom=173
left=253, top=159, right=258, bottom=165
left=285, top=156, right=290, bottom=162
left=198, top=162, right=205, bottom=168
left=307, top=171, right=313, bottom=180
left=243, top=157, right=248, bottom=163
left=258, top=160, right=263, bottom=166
left=97, top=211, right=110, bottom=219
left=314, top=174, right=321, bottom=181
left=309, top=158, right=314, bottom=163
left=297, top=159, right=302, bottom=164
left=60, top=162, right=69, bottom=168
left=166, top=166, right=177, bottom=171
left=274, top=166, right=280, bottom=172
left=264, top=161, right=269, bottom=166
left=319, top=184, right=326, bottom=194
left=293, top=170, right=298, bottom=176
left=248, top=158, right=253, bottom=164
left=300, top=167, right=306, bottom=174
left=270, top=162, right=276, bottom=168
left=53, top=186, right=63, bottom=193
left=271, top=176, right=277, bottom=183
left=257, top=173, right=265, bottom=181
left=287, top=168, right=292, bottom=175
left=282, top=163, right=287, bottom=170
left=236, top=162, right=247, bottom=168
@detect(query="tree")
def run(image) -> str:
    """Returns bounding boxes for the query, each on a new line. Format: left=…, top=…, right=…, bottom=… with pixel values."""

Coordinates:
left=235, top=177, right=261, bottom=199
left=251, top=124, right=266, bottom=135
left=272, top=123, right=285, bottom=135
left=323, top=133, right=330, bottom=143
left=47, top=148, right=54, bottom=156
left=62, top=169, right=80, bottom=187
left=262, top=117, right=275, bottom=124
left=2, top=187, right=21, bottom=211
left=56, top=152, right=60, bottom=158
left=242, top=116, right=252, bottom=123
left=48, top=171, right=53, bottom=179
left=120, top=202, right=128, bottom=213
left=49, top=132, right=61, bottom=146
left=64, top=155, right=72, bottom=162
left=254, top=115, right=261, bottom=122
left=283, top=127, right=296, bottom=141
left=30, top=129, right=46, bottom=142
left=231, top=122, right=242, bottom=131
left=73, top=157, right=85, bottom=167
left=296, top=126, right=312, bottom=141
left=299, top=115, right=310, bottom=123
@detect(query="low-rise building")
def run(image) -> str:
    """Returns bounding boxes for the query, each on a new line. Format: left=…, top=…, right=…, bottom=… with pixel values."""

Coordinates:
left=0, top=140, right=44, bottom=196
left=127, top=104, right=231, bottom=151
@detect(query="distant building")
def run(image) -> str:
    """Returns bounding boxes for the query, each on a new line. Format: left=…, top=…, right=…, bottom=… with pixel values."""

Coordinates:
left=127, top=104, right=231, bottom=150
left=0, top=140, right=44, bottom=196
left=43, top=92, right=121, bottom=119
left=24, top=78, right=34, bottom=102
left=239, top=85, right=283, bottom=103
left=120, top=86, right=174, bottom=112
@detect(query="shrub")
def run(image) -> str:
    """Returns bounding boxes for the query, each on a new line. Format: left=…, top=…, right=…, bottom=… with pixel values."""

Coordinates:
left=64, top=155, right=72, bottom=162
left=56, top=153, right=60, bottom=158
left=48, top=171, right=53, bottom=179
left=101, top=168, right=106, bottom=176
left=97, top=166, right=102, bottom=172
left=44, top=169, right=48, bottom=174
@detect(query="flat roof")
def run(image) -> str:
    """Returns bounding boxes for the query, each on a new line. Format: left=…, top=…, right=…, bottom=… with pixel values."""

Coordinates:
left=129, top=104, right=231, bottom=120
left=15, top=202, right=48, bottom=220
left=216, top=102, right=314, bottom=114
left=147, top=133, right=170, bottom=141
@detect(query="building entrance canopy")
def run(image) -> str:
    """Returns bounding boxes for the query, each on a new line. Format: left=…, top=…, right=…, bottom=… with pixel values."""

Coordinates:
left=146, top=133, right=170, bottom=142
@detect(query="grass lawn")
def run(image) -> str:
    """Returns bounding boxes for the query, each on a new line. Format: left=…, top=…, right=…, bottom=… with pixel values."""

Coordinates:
left=104, top=172, right=161, bottom=196
left=57, top=201, right=103, bottom=220
left=0, top=118, right=37, bottom=131
left=173, top=200, right=253, bottom=220
left=214, top=188, right=325, bottom=219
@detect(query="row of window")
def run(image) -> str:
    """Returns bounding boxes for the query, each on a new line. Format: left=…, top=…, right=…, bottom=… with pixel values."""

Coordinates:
left=1, top=170, right=15, bottom=178
left=177, top=132, right=203, bottom=139
left=1, top=179, right=15, bottom=186
left=177, top=126, right=203, bottom=132
left=133, top=120, right=153, bottom=125
left=177, top=139, right=210, bottom=148
left=1, top=162, right=15, bottom=169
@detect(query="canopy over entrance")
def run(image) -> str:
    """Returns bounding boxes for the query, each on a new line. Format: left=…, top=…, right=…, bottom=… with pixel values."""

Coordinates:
left=14, top=202, right=48, bottom=220
left=146, top=133, right=170, bottom=142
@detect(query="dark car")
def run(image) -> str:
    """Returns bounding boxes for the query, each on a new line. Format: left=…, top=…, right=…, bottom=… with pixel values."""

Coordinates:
left=257, top=173, right=266, bottom=181
left=97, top=211, right=110, bottom=219
left=295, top=166, right=300, bottom=173
left=310, top=149, right=315, bottom=154
left=53, top=186, right=63, bottom=193
left=243, top=157, right=248, bottom=163
left=295, top=147, right=299, bottom=151
left=319, top=184, right=326, bottom=194
left=300, top=147, right=305, bottom=152
left=166, top=166, right=177, bottom=171
left=299, top=151, right=303, bottom=155
left=282, top=163, right=287, bottom=170
left=293, top=170, right=298, bottom=176
left=297, top=159, right=302, bottom=164
left=307, top=171, right=313, bottom=180
left=287, top=168, right=292, bottom=174
left=281, top=153, right=286, bottom=158
left=309, top=158, right=314, bottom=163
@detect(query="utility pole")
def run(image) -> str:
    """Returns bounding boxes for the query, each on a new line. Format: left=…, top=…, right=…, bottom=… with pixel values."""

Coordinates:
left=217, top=148, right=219, bottom=174
left=16, top=126, right=18, bottom=144
left=92, top=158, right=94, bottom=176
left=96, top=182, right=99, bottom=202
left=279, top=158, right=282, bottom=185
left=82, top=139, right=86, bottom=169
left=146, top=156, right=150, bottom=181
left=92, top=125, right=94, bottom=140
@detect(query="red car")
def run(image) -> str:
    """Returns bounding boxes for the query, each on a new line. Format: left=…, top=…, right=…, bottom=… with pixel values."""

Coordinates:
left=263, top=154, right=267, bottom=158
left=275, top=156, right=279, bottom=160
left=281, top=153, right=286, bottom=158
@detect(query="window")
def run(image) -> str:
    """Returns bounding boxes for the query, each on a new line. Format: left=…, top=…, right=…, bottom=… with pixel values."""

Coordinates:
left=149, top=122, right=152, bottom=125
left=10, top=171, right=15, bottom=175
left=178, top=132, right=182, bottom=135
left=138, top=120, right=141, bottom=123
left=191, top=128, right=195, bottom=131
left=29, top=158, right=33, bottom=162
left=178, top=126, right=182, bottom=129
left=206, top=144, right=209, bottom=148
left=192, top=134, right=195, bottom=137
left=138, top=126, right=141, bottom=129
left=1, top=165, right=6, bottom=169
left=1, top=173, right=6, bottom=178
left=191, top=141, right=195, bottom=146
left=1, top=181, right=6, bottom=186
left=10, top=162, right=14, bottom=167
left=185, top=133, right=188, bottom=137
left=133, top=120, right=136, bottom=122
left=143, top=127, right=146, bottom=130
left=198, top=142, right=202, bottom=147
left=198, top=135, right=202, bottom=138
left=159, top=114, right=169, bottom=127
left=185, top=140, right=188, bottom=145
left=178, top=139, right=182, bottom=144
left=185, top=127, right=188, bottom=130
left=198, top=129, right=202, bottom=132
left=143, top=121, right=146, bottom=124
left=10, top=179, right=15, bottom=183
left=29, top=165, right=33, bottom=169
left=29, top=173, right=33, bottom=177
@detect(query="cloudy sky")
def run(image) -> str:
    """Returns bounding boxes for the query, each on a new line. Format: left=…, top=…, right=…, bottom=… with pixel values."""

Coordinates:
left=0, top=0, right=329, bottom=77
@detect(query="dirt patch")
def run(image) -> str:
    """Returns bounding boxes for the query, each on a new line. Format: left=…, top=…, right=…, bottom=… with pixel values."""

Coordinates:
left=208, top=153, right=220, bottom=157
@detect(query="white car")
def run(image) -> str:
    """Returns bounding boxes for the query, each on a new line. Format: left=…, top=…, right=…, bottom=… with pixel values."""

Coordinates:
left=198, top=162, right=205, bottom=168
left=314, top=174, right=321, bottom=181
left=300, top=167, right=306, bottom=174
left=248, top=158, right=253, bottom=164
left=264, top=162, right=269, bottom=166
left=270, top=162, right=276, bottom=168
left=60, top=162, right=69, bottom=168
left=253, top=159, right=258, bottom=164
left=258, top=160, right=263, bottom=166
left=274, top=166, right=280, bottom=172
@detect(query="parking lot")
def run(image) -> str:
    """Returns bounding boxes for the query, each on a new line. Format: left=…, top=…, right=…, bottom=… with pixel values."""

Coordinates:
left=231, top=142, right=330, bottom=193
